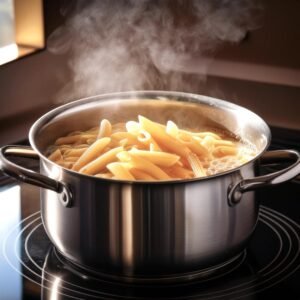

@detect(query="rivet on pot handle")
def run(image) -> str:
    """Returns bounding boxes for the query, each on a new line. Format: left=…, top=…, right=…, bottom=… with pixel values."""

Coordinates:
left=0, top=145, right=72, bottom=207
left=228, top=150, right=300, bottom=206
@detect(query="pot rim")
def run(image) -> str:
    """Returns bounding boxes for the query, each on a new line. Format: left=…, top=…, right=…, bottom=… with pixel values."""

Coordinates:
left=29, top=90, right=271, bottom=184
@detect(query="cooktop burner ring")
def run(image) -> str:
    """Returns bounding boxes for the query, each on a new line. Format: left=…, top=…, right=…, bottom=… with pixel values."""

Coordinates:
left=2, top=205, right=300, bottom=300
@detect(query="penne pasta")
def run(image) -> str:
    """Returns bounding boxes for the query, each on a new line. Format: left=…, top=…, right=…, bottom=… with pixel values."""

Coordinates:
left=166, top=165, right=194, bottom=179
left=74, top=144, right=89, bottom=149
left=64, top=148, right=88, bottom=157
left=129, top=149, right=179, bottom=167
left=80, top=146, right=123, bottom=175
left=56, top=161, right=74, bottom=169
left=137, top=130, right=162, bottom=151
left=149, top=142, right=161, bottom=152
left=200, top=136, right=215, bottom=151
left=130, top=168, right=155, bottom=180
left=48, top=149, right=63, bottom=162
left=107, top=162, right=135, bottom=180
left=177, top=133, right=210, bottom=157
left=166, top=120, right=179, bottom=137
left=97, top=119, right=112, bottom=139
left=213, top=146, right=238, bottom=158
left=67, top=131, right=83, bottom=136
left=111, top=132, right=135, bottom=140
left=95, top=172, right=113, bottom=178
left=213, top=139, right=236, bottom=147
left=47, top=115, right=257, bottom=181
left=111, top=132, right=142, bottom=148
left=87, top=138, right=96, bottom=145
left=55, top=134, right=95, bottom=145
left=117, top=152, right=170, bottom=180
left=64, top=156, right=79, bottom=163
left=187, top=153, right=206, bottom=177
left=72, top=137, right=111, bottom=171
left=126, top=121, right=140, bottom=135
left=193, top=131, right=222, bottom=140
left=138, top=116, right=190, bottom=158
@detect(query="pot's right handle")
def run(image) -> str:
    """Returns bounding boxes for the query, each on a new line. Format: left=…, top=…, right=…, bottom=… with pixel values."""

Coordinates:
left=228, top=150, right=300, bottom=206
left=0, top=145, right=72, bottom=207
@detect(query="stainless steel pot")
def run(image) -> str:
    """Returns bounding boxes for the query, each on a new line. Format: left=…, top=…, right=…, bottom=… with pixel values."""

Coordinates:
left=1, top=91, right=299, bottom=282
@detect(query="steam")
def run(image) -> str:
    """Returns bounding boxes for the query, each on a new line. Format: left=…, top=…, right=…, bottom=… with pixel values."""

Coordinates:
left=48, top=0, right=262, bottom=102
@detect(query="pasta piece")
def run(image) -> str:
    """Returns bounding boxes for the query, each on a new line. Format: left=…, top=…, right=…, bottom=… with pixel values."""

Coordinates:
left=64, top=157, right=79, bottom=162
left=63, top=162, right=74, bottom=169
left=55, top=145, right=72, bottom=154
left=64, top=148, right=88, bottom=157
left=213, top=139, right=236, bottom=147
left=139, top=117, right=205, bottom=171
left=107, top=162, right=135, bottom=180
left=187, top=153, right=206, bottom=177
left=213, top=146, right=238, bottom=158
left=74, top=144, right=89, bottom=149
left=111, top=132, right=135, bottom=140
left=117, top=152, right=170, bottom=180
left=55, top=134, right=95, bottom=145
left=149, top=143, right=161, bottom=152
left=138, top=116, right=190, bottom=158
left=72, top=137, right=111, bottom=171
left=111, top=132, right=142, bottom=148
left=97, top=119, right=112, bottom=139
left=67, top=131, right=83, bottom=136
left=56, top=161, right=74, bottom=169
left=80, top=146, right=123, bottom=175
left=48, top=149, right=63, bottom=162
left=200, top=136, right=215, bottom=151
left=87, top=138, right=96, bottom=145
left=130, top=168, right=155, bottom=180
left=193, top=132, right=222, bottom=140
left=95, top=172, right=113, bottom=178
left=129, top=149, right=179, bottom=167
left=126, top=121, right=140, bottom=135
left=137, top=130, right=162, bottom=151
left=167, top=165, right=194, bottom=179
left=166, top=120, right=179, bottom=138
left=177, top=133, right=210, bottom=157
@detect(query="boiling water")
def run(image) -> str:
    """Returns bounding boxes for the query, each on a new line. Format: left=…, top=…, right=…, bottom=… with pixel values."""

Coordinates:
left=206, top=141, right=257, bottom=176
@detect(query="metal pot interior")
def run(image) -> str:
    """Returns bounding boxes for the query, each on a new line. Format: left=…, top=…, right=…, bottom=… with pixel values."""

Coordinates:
left=30, top=91, right=270, bottom=158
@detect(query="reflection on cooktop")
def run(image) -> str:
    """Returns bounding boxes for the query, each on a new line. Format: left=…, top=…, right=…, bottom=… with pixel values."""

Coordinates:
left=2, top=203, right=300, bottom=300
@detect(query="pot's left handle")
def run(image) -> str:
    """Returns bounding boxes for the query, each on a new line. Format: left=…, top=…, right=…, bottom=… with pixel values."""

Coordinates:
left=0, top=145, right=72, bottom=207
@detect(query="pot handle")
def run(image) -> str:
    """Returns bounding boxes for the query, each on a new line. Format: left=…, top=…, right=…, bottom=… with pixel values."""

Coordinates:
left=228, top=149, right=300, bottom=206
left=0, top=145, right=72, bottom=207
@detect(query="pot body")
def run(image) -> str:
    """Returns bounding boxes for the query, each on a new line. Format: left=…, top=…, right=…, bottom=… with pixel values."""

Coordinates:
left=2, top=91, right=277, bottom=280
left=32, top=91, right=268, bottom=279
left=40, top=157, right=258, bottom=278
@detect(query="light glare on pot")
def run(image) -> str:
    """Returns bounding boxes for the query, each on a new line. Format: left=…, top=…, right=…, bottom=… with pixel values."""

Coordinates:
left=122, top=186, right=134, bottom=267
left=45, top=191, right=66, bottom=252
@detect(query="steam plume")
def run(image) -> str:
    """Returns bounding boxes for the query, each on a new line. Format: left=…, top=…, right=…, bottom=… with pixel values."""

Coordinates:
left=48, top=0, right=262, bottom=102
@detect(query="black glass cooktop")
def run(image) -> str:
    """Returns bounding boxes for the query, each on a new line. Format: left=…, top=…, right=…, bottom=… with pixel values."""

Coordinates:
left=0, top=128, right=299, bottom=300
